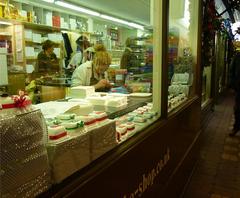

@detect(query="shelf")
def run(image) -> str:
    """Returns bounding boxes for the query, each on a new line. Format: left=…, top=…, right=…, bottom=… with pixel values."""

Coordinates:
left=23, top=21, right=61, bottom=32
left=25, top=40, right=41, bottom=44
left=0, top=33, right=12, bottom=37
left=25, top=40, right=61, bottom=45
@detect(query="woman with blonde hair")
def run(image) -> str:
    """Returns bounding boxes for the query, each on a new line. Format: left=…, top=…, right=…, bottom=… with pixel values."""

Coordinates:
left=71, top=44, right=112, bottom=91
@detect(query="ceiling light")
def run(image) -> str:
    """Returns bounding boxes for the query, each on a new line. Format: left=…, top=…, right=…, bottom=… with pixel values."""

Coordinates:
left=41, top=0, right=54, bottom=3
left=55, top=1, right=100, bottom=16
left=100, top=14, right=144, bottom=30
left=128, top=22, right=144, bottom=30
left=0, top=21, right=12, bottom=25
left=100, top=14, right=129, bottom=25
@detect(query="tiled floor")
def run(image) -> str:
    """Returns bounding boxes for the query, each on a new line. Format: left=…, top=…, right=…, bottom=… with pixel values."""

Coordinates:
left=183, top=93, right=240, bottom=198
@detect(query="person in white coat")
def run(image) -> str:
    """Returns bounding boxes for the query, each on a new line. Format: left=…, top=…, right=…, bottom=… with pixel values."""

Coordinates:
left=71, top=44, right=111, bottom=91
left=67, top=36, right=90, bottom=69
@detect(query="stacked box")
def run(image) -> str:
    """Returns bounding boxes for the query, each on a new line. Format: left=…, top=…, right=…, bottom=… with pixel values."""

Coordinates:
left=90, top=120, right=117, bottom=161
left=47, top=131, right=90, bottom=183
left=0, top=109, right=51, bottom=198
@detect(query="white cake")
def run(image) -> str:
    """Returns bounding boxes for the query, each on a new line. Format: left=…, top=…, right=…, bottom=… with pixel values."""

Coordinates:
left=75, top=115, right=96, bottom=126
left=87, top=96, right=113, bottom=106
left=60, top=121, right=78, bottom=129
left=133, top=116, right=147, bottom=123
left=48, top=125, right=67, bottom=140
left=65, top=102, right=94, bottom=116
left=106, top=97, right=127, bottom=107
left=124, top=122, right=135, bottom=131
left=142, top=112, right=153, bottom=119
left=69, top=86, right=95, bottom=98
left=90, top=111, right=108, bottom=122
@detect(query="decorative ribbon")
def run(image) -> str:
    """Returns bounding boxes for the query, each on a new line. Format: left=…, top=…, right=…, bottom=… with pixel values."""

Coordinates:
left=0, top=99, right=31, bottom=109
left=0, top=90, right=31, bottom=109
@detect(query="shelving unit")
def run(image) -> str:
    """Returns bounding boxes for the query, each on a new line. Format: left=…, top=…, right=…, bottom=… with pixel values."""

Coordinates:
left=128, top=36, right=153, bottom=76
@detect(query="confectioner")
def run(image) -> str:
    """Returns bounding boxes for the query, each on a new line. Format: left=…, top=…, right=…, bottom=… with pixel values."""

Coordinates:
left=0, top=0, right=221, bottom=197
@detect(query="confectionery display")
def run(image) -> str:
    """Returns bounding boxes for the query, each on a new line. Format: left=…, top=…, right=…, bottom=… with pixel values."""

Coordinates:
left=168, top=93, right=187, bottom=112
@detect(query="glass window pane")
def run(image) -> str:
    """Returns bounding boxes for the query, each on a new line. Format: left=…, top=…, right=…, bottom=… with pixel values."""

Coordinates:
left=168, top=0, right=199, bottom=112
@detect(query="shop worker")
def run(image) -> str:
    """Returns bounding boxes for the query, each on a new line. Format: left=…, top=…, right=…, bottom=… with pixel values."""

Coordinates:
left=229, top=47, right=240, bottom=136
left=71, top=44, right=111, bottom=91
left=37, top=39, right=59, bottom=73
left=67, top=35, right=90, bottom=69
left=120, top=37, right=139, bottom=70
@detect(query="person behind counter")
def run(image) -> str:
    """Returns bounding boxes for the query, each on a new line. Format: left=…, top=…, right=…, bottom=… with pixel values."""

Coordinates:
left=120, top=37, right=139, bottom=70
left=71, top=44, right=111, bottom=91
left=67, top=36, right=90, bottom=69
left=37, top=40, right=59, bottom=73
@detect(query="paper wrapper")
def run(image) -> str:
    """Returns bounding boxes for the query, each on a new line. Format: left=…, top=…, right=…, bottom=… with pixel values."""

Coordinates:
left=89, top=120, right=117, bottom=161
left=47, top=131, right=90, bottom=183
left=0, top=109, right=51, bottom=198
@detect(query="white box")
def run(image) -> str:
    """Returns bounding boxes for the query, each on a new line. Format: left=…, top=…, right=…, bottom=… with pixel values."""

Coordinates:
left=70, top=86, right=95, bottom=98
left=32, top=33, right=42, bottom=43
left=24, top=29, right=32, bottom=41
left=46, top=12, right=53, bottom=26
left=25, top=47, right=35, bottom=57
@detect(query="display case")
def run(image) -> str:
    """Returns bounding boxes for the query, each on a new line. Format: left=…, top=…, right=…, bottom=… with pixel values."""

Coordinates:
left=0, top=0, right=203, bottom=197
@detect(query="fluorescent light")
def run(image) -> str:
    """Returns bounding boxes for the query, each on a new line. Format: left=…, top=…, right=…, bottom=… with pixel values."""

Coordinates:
left=55, top=1, right=100, bottom=16
left=100, top=15, right=129, bottom=26
left=41, top=0, right=54, bottom=3
left=0, top=21, right=12, bottom=25
left=128, top=22, right=144, bottom=30
left=100, top=14, right=144, bottom=30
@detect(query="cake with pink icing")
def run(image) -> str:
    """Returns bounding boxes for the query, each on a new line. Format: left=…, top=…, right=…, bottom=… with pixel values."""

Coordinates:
left=48, top=125, right=67, bottom=140
left=90, top=111, right=108, bottom=122
left=124, top=122, right=135, bottom=131
left=116, top=124, right=128, bottom=142
left=75, top=115, right=96, bottom=126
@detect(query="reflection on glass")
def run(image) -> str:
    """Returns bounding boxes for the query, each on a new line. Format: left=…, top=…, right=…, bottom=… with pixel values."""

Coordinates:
left=168, top=0, right=198, bottom=112
left=118, top=33, right=153, bottom=93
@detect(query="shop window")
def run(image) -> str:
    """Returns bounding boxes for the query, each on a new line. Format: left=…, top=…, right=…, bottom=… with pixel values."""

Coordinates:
left=168, top=0, right=199, bottom=112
